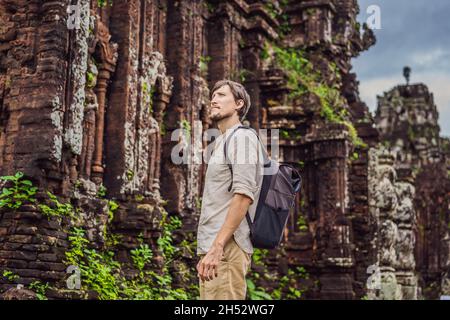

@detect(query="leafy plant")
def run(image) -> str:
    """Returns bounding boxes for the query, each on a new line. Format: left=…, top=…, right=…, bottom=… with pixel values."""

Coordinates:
left=297, top=214, right=308, bottom=231
left=199, top=55, right=212, bottom=77
left=86, top=71, right=96, bottom=89
left=126, top=169, right=134, bottom=181
left=2, top=270, right=19, bottom=281
left=0, top=171, right=37, bottom=209
left=97, top=184, right=107, bottom=198
left=131, top=242, right=153, bottom=272
left=247, top=248, right=309, bottom=300
left=107, top=200, right=118, bottom=224
left=38, top=191, right=74, bottom=221
left=246, top=278, right=273, bottom=300
left=29, top=281, right=49, bottom=300
left=179, top=120, right=192, bottom=139
left=64, top=208, right=194, bottom=300
left=97, top=0, right=113, bottom=8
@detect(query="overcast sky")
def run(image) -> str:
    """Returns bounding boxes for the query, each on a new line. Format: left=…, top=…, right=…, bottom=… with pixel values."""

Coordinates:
left=352, top=0, right=450, bottom=137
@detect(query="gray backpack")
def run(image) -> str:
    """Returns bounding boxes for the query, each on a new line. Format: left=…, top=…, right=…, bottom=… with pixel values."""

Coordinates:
left=224, top=125, right=302, bottom=249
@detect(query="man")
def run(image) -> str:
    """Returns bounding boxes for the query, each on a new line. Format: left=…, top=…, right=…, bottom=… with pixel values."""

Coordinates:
left=196, top=80, right=264, bottom=300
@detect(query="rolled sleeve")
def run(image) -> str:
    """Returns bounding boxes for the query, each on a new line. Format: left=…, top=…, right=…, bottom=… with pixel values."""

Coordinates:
left=227, top=130, right=262, bottom=204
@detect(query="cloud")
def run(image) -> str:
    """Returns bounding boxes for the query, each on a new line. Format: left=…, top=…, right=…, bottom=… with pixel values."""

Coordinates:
left=411, top=48, right=446, bottom=67
left=354, top=0, right=450, bottom=137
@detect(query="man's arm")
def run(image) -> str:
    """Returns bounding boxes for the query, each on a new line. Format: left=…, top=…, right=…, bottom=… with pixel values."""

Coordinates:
left=197, top=130, right=260, bottom=282
left=196, top=193, right=252, bottom=282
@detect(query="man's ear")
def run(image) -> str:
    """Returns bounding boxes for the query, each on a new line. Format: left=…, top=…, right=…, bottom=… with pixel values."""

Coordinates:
left=235, top=99, right=244, bottom=111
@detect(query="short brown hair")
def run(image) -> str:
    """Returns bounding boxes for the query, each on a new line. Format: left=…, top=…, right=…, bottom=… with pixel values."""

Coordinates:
left=210, top=80, right=251, bottom=121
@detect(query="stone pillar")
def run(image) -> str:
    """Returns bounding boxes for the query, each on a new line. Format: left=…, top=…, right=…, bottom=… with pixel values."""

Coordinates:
left=368, top=147, right=403, bottom=299
left=302, top=124, right=355, bottom=299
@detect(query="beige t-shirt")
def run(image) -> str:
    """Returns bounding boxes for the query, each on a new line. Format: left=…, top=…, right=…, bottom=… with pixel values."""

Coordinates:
left=197, top=123, right=264, bottom=255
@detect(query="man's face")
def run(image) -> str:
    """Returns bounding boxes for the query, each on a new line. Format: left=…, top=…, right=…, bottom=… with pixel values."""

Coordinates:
left=210, top=85, right=242, bottom=121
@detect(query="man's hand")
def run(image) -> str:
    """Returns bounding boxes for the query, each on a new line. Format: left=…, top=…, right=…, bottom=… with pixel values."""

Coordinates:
left=197, top=243, right=224, bottom=282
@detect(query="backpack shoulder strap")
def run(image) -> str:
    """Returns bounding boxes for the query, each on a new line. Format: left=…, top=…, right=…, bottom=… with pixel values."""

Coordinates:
left=223, top=126, right=249, bottom=192
left=222, top=125, right=256, bottom=229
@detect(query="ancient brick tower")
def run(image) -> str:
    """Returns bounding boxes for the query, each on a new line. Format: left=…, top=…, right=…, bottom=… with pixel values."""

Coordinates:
left=0, top=0, right=449, bottom=300
left=375, top=83, right=450, bottom=299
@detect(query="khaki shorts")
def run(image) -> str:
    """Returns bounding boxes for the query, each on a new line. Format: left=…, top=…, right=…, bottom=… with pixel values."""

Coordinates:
left=198, top=237, right=252, bottom=300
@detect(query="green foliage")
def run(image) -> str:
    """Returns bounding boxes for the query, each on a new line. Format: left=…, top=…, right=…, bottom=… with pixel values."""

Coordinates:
left=64, top=207, right=194, bottom=300
left=231, top=68, right=251, bottom=83
left=29, top=281, right=49, bottom=300
left=350, top=152, right=359, bottom=161
left=246, top=278, right=273, bottom=300
left=271, top=267, right=308, bottom=299
left=142, top=82, right=155, bottom=113
left=160, top=111, right=167, bottom=136
left=126, top=169, right=134, bottom=181
left=270, top=44, right=366, bottom=148
left=281, top=130, right=290, bottom=139
left=204, top=2, right=216, bottom=14
left=195, top=197, right=202, bottom=210
left=65, top=227, right=121, bottom=299
left=260, top=43, right=270, bottom=61
left=131, top=241, right=153, bottom=272
left=0, top=171, right=37, bottom=209
left=199, top=55, right=212, bottom=77
left=180, top=120, right=192, bottom=139
left=2, top=270, right=19, bottom=282
left=251, top=248, right=269, bottom=267
left=97, top=0, right=113, bottom=8
left=263, top=1, right=291, bottom=36
left=297, top=213, right=308, bottom=231
left=86, top=71, right=96, bottom=89
left=157, top=212, right=182, bottom=263
left=107, top=200, right=118, bottom=224
left=247, top=248, right=309, bottom=300
left=97, top=184, right=107, bottom=198
left=38, top=191, right=74, bottom=221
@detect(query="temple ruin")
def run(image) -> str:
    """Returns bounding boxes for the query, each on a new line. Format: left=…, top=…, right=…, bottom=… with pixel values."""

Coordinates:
left=0, top=0, right=449, bottom=300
